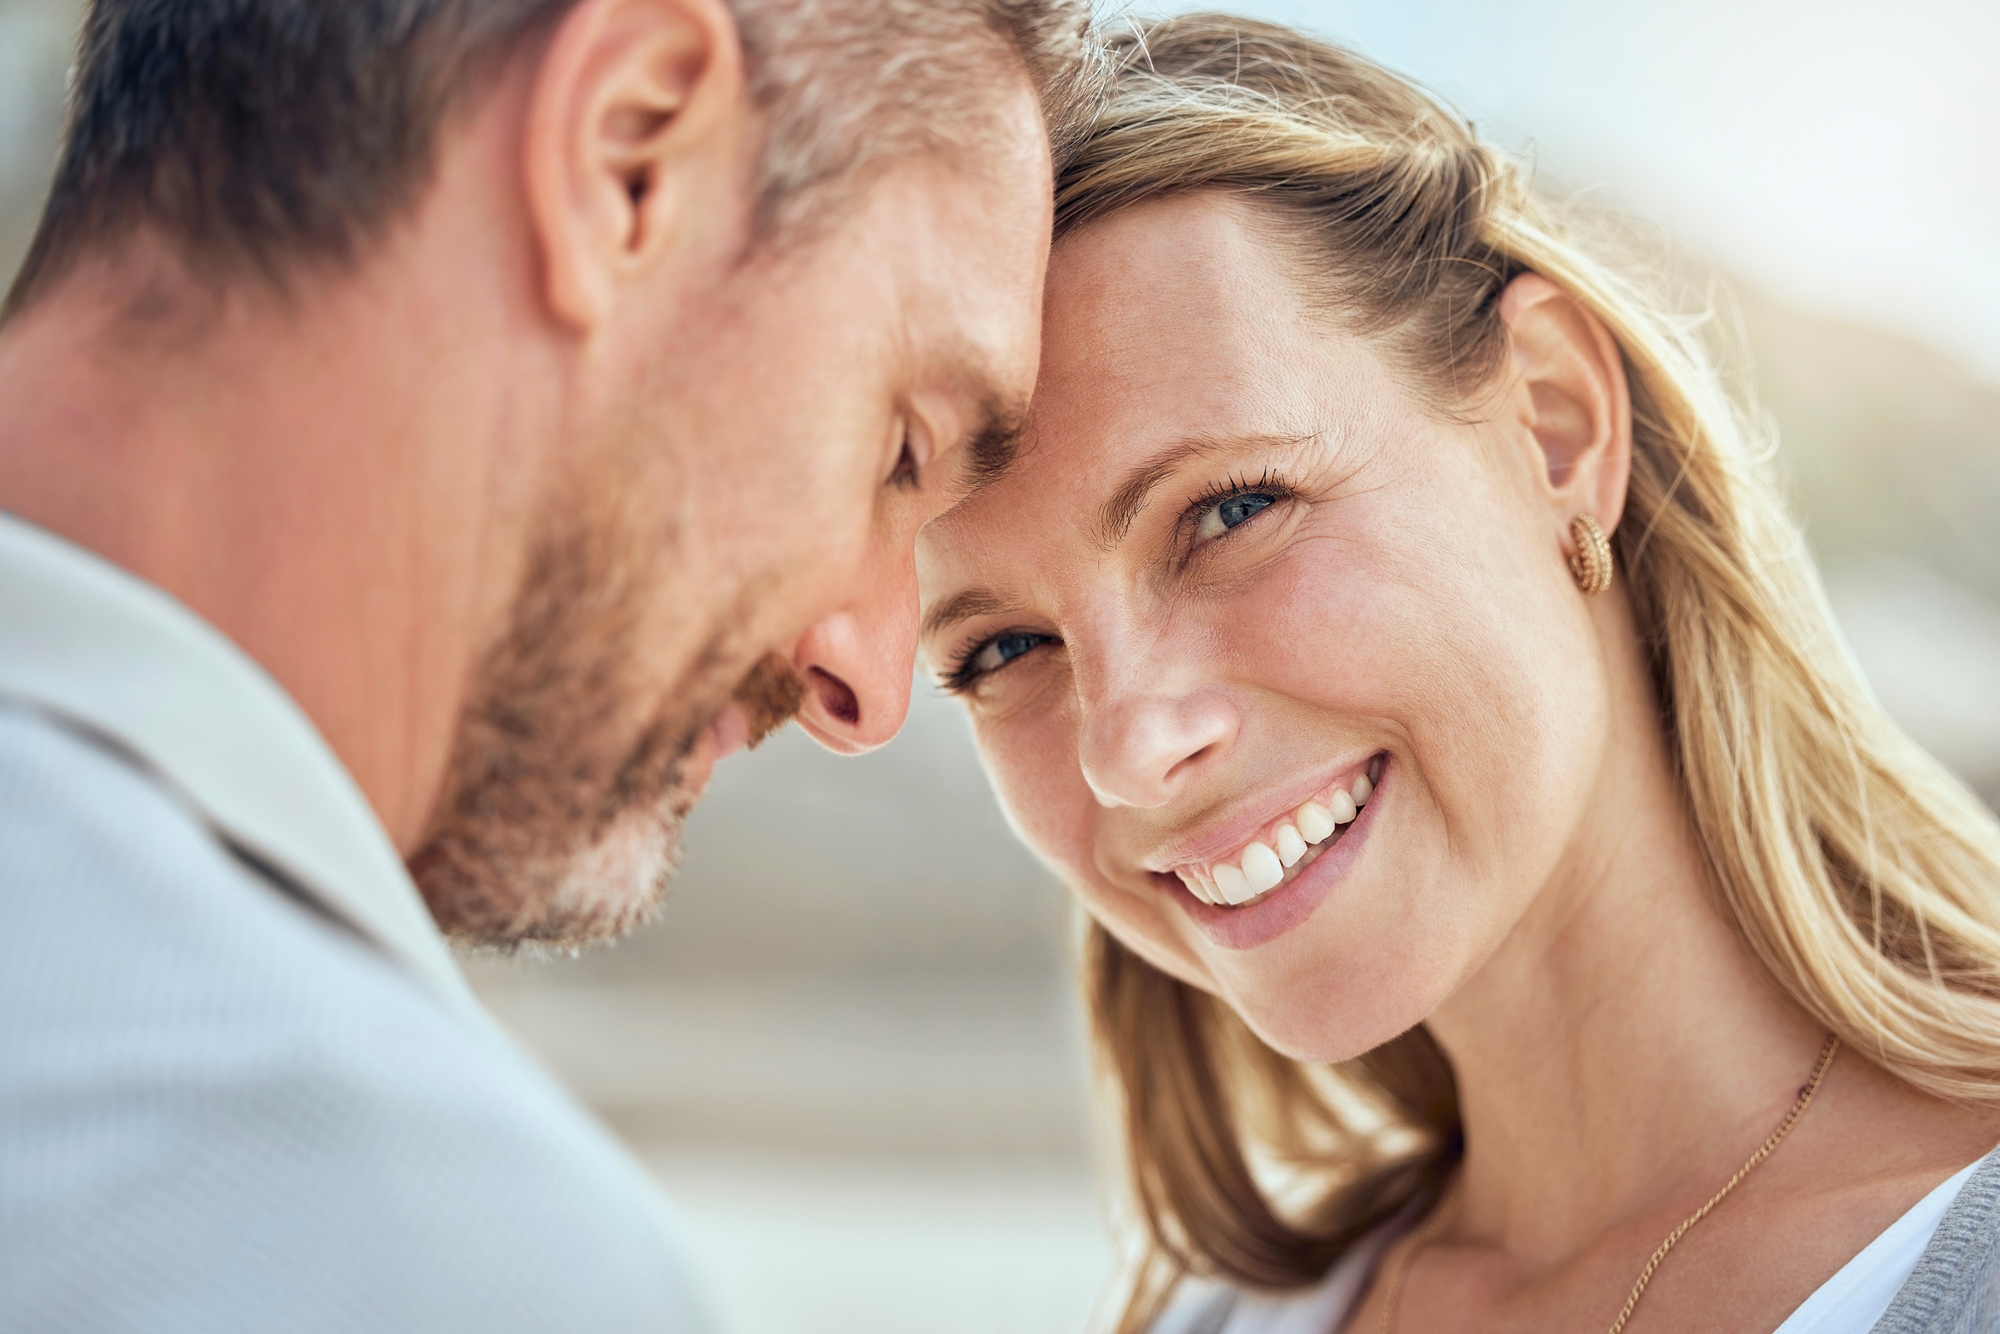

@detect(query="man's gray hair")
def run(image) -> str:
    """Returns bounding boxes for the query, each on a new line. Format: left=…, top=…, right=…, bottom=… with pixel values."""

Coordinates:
left=3, top=0, right=1097, bottom=316
left=737, top=0, right=1098, bottom=235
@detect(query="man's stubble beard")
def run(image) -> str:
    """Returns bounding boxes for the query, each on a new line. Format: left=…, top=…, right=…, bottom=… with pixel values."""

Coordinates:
left=407, top=506, right=804, bottom=952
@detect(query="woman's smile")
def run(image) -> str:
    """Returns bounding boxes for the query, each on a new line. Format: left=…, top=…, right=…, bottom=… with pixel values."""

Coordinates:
left=1148, top=753, right=1389, bottom=951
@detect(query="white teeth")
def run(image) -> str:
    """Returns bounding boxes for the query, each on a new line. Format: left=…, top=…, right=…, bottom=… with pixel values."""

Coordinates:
left=1275, top=824, right=1307, bottom=867
left=1213, top=861, right=1253, bottom=905
left=1183, top=766, right=1382, bottom=910
left=1297, top=801, right=1336, bottom=844
left=1241, top=842, right=1283, bottom=894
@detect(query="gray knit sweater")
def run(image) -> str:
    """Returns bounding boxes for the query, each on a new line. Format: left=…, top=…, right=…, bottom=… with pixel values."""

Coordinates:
left=1872, top=1147, right=2000, bottom=1333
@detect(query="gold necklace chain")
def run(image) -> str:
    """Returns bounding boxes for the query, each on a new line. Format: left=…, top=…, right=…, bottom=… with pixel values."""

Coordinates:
left=1378, top=1033, right=1842, bottom=1334
left=1373, top=1176, right=1463, bottom=1334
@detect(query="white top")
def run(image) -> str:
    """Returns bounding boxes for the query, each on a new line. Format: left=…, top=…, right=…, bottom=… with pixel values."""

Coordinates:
left=1773, top=1155, right=1981, bottom=1333
left=1163, top=1154, right=1987, bottom=1334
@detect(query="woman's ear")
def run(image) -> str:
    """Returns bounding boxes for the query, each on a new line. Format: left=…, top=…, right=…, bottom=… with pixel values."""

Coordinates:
left=521, top=0, right=750, bottom=331
left=1496, top=273, right=1633, bottom=539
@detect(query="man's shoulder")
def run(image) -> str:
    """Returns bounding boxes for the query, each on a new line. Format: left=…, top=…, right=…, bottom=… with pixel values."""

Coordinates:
left=0, top=702, right=465, bottom=1069
left=0, top=707, right=707, bottom=1332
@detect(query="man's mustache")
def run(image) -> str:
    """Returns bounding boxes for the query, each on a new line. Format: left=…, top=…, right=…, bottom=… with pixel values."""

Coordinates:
left=732, top=652, right=806, bottom=749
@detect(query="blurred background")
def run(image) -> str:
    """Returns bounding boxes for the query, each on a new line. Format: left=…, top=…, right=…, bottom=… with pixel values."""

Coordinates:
left=3, top=0, right=1996, bottom=1330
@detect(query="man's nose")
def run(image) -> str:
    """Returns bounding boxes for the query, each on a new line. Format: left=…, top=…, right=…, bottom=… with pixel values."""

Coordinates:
left=790, top=553, right=919, bottom=755
left=1076, top=662, right=1239, bottom=809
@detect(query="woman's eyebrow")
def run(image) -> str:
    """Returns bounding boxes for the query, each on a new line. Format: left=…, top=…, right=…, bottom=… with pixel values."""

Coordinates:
left=921, top=587, right=1024, bottom=640
left=1091, top=432, right=1311, bottom=551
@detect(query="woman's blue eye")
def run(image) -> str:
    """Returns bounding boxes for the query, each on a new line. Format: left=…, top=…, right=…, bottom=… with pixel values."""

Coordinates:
left=1196, top=491, right=1276, bottom=542
left=970, top=631, right=1049, bottom=676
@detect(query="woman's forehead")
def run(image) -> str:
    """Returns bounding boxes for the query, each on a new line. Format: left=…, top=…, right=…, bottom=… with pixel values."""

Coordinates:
left=1040, top=195, right=1313, bottom=393
left=919, top=194, right=1399, bottom=593
left=1017, top=204, right=1316, bottom=474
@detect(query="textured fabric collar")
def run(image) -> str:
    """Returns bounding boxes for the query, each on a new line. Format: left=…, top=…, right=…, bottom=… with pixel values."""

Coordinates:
left=0, top=512, right=478, bottom=1018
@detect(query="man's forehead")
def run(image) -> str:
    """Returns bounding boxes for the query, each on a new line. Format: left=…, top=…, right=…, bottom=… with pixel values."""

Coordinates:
left=877, top=140, right=1049, bottom=496
left=898, top=142, right=1050, bottom=358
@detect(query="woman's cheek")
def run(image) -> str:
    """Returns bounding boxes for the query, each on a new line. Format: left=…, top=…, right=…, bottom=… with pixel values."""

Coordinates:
left=977, top=697, right=1206, bottom=979
left=975, top=702, right=1094, bottom=880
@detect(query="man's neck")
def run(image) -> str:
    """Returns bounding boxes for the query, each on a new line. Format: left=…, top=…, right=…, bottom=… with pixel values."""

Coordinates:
left=0, top=238, right=542, bottom=852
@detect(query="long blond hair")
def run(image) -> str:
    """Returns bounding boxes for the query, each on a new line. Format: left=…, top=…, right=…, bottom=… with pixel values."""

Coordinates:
left=1061, top=16, right=2000, bottom=1331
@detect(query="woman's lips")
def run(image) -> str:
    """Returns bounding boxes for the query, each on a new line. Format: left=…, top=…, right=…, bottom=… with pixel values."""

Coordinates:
left=1163, top=754, right=1384, bottom=906
left=1161, top=755, right=1388, bottom=951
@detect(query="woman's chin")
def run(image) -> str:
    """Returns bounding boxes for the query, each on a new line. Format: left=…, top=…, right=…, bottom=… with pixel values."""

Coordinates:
left=1227, top=970, right=1440, bottom=1066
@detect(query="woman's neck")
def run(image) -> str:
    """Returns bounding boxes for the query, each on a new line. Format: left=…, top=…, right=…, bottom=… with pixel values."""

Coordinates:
left=1424, top=716, right=1826, bottom=1266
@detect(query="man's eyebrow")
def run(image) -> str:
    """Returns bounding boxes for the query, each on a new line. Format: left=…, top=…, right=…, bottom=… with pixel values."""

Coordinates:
left=1093, top=432, right=1321, bottom=551
left=950, top=394, right=1029, bottom=500
left=921, top=587, right=1022, bottom=640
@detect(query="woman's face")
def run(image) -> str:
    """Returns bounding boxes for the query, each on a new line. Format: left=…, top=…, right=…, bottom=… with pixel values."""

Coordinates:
left=918, top=193, right=1619, bottom=1062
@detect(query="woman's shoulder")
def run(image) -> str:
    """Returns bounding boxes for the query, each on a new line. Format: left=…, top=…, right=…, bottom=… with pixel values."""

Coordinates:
left=1873, top=1146, right=2000, bottom=1333
left=1150, top=1230, right=1393, bottom=1334
left=1150, top=1149, right=2000, bottom=1334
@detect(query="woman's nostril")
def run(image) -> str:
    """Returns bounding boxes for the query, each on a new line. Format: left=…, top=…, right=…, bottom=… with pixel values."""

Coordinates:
left=808, top=666, right=861, bottom=728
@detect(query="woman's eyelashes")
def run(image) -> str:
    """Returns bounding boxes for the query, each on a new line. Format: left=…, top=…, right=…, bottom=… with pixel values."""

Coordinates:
left=942, top=471, right=1298, bottom=693
left=943, top=629, right=1057, bottom=694
left=1185, top=472, right=1292, bottom=550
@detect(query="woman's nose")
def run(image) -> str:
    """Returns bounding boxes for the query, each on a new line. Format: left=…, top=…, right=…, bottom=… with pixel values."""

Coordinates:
left=790, top=567, right=919, bottom=756
left=1077, top=673, right=1239, bottom=809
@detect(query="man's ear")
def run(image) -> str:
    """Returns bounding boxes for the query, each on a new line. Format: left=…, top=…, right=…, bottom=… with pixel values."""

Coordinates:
left=1496, top=272, right=1633, bottom=539
left=522, top=0, right=750, bottom=330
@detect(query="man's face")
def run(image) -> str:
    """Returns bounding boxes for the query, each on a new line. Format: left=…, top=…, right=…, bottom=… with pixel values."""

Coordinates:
left=410, top=82, right=1053, bottom=949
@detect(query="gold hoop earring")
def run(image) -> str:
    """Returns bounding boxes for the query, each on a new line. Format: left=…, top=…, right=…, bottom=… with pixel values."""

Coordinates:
left=1569, top=514, right=1613, bottom=596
